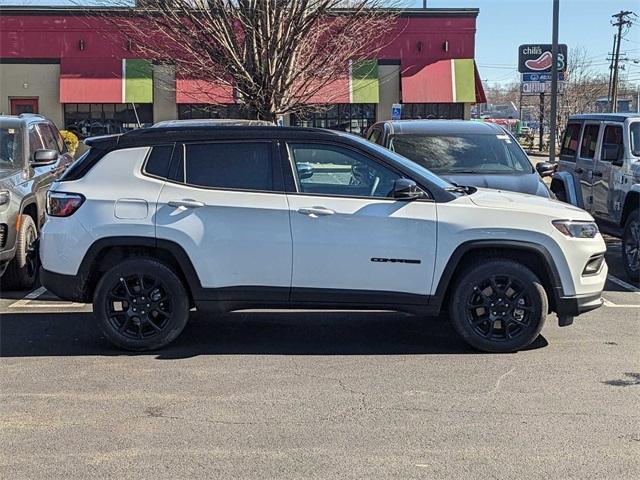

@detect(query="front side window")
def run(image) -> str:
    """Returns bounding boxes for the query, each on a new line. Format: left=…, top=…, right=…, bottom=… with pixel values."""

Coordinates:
left=388, top=133, right=533, bottom=174
left=560, top=123, right=581, bottom=160
left=601, top=125, right=623, bottom=162
left=580, top=124, right=600, bottom=159
left=629, top=122, right=640, bottom=157
left=37, top=123, right=60, bottom=152
left=28, top=125, right=44, bottom=154
left=183, top=142, right=273, bottom=191
left=0, top=126, right=24, bottom=168
left=288, top=143, right=401, bottom=198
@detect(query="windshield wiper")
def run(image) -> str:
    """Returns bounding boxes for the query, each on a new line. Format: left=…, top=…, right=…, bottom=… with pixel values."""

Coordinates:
left=448, top=169, right=480, bottom=174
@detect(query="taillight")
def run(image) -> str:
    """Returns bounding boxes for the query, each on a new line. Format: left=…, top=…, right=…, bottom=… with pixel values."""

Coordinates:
left=46, top=191, right=85, bottom=217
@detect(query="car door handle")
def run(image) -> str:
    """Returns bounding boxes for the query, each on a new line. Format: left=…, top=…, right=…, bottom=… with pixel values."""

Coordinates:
left=168, top=199, right=205, bottom=209
left=574, top=167, right=584, bottom=174
left=592, top=171, right=603, bottom=178
left=297, top=207, right=335, bottom=217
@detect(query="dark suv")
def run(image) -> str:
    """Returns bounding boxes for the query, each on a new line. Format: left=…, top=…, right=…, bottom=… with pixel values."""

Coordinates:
left=366, top=120, right=553, bottom=197
left=0, top=114, right=73, bottom=289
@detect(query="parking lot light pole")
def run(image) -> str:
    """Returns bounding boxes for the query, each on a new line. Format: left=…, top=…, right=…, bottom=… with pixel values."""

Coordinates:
left=549, top=0, right=560, bottom=162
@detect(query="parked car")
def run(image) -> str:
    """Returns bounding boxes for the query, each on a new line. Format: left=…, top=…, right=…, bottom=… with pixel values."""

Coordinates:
left=0, top=114, right=74, bottom=289
left=40, top=125, right=606, bottom=353
left=366, top=120, right=554, bottom=197
left=551, top=113, right=640, bottom=280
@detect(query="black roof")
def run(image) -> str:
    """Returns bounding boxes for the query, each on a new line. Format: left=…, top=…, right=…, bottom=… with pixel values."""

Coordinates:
left=86, top=126, right=354, bottom=150
left=373, top=120, right=505, bottom=135
left=569, top=113, right=640, bottom=122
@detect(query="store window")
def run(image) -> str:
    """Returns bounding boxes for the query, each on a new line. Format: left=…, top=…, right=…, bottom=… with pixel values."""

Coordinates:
left=178, top=104, right=253, bottom=120
left=289, top=104, right=376, bottom=136
left=400, top=103, right=464, bottom=120
left=64, top=104, right=153, bottom=139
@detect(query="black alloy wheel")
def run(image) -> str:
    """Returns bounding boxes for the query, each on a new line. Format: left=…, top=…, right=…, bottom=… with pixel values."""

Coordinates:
left=449, top=259, right=547, bottom=353
left=465, top=275, right=532, bottom=343
left=105, top=273, right=173, bottom=341
left=94, top=258, right=190, bottom=351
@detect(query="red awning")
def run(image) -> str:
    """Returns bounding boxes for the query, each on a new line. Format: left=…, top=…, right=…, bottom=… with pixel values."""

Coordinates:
left=176, top=78, right=235, bottom=104
left=60, top=57, right=123, bottom=103
left=401, top=58, right=485, bottom=104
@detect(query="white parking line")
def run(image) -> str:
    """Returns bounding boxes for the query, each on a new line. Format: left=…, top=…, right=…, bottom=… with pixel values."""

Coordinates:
left=607, top=275, right=640, bottom=294
left=7, top=286, right=47, bottom=308
left=8, top=287, right=87, bottom=309
left=603, top=298, right=640, bottom=308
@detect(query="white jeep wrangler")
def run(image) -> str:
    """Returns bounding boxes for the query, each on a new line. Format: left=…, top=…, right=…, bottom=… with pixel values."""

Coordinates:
left=551, top=113, right=640, bottom=280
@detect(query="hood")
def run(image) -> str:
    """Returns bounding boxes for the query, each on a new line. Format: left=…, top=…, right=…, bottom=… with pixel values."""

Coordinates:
left=440, top=172, right=550, bottom=198
left=468, top=187, right=593, bottom=220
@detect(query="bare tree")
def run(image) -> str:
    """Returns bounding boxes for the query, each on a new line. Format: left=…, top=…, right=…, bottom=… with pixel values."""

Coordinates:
left=99, top=1, right=398, bottom=121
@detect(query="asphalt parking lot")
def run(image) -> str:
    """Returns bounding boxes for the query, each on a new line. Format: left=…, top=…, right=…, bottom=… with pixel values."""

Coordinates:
left=1, top=237, right=638, bottom=479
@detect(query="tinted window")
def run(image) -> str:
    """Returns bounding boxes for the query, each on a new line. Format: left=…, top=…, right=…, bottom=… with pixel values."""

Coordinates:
left=288, top=143, right=402, bottom=198
left=28, top=125, right=44, bottom=155
left=0, top=126, right=24, bottom=168
left=601, top=125, right=623, bottom=162
left=37, top=123, right=60, bottom=152
left=184, top=142, right=273, bottom=191
left=368, top=128, right=381, bottom=144
left=389, top=133, right=533, bottom=174
left=144, top=145, right=174, bottom=179
left=631, top=123, right=640, bottom=157
left=560, top=123, right=581, bottom=160
left=580, top=124, right=600, bottom=159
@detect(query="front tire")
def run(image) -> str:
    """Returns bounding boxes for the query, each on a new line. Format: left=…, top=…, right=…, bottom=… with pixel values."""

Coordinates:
left=449, top=259, right=548, bottom=353
left=93, top=258, right=190, bottom=351
left=622, top=209, right=640, bottom=281
left=1, top=215, right=38, bottom=291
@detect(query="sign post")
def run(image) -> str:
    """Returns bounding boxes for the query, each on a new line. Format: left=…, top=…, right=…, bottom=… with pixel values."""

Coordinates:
left=391, top=103, right=402, bottom=121
left=549, top=0, right=560, bottom=162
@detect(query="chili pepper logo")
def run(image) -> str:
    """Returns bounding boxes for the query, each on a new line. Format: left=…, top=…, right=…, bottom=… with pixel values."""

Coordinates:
left=525, top=51, right=553, bottom=71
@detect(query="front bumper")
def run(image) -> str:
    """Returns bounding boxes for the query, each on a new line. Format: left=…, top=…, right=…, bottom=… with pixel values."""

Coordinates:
left=554, top=291, right=604, bottom=326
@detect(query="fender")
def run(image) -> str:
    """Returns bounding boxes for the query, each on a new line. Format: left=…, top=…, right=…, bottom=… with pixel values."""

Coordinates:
left=551, top=171, right=581, bottom=208
left=429, top=240, right=564, bottom=314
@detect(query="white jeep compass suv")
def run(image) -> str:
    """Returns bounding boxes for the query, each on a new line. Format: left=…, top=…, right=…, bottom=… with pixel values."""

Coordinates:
left=40, top=126, right=607, bottom=352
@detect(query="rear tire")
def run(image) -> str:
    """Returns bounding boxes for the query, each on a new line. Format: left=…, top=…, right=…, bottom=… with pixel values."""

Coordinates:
left=622, top=209, right=640, bottom=281
left=1, top=215, right=38, bottom=291
left=93, top=258, right=190, bottom=351
left=449, top=259, right=547, bottom=353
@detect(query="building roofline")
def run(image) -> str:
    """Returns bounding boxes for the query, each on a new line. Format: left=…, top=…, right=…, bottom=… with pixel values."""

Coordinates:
left=0, top=6, right=479, bottom=18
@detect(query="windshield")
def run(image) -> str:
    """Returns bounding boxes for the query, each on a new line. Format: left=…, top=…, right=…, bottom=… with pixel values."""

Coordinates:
left=0, top=126, right=23, bottom=168
left=348, top=134, right=455, bottom=190
left=389, top=133, right=534, bottom=174
left=631, top=122, right=640, bottom=156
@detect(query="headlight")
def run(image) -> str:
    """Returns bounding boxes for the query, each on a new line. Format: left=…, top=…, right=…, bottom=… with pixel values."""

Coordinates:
left=552, top=220, right=599, bottom=238
left=0, top=190, right=10, bottom=207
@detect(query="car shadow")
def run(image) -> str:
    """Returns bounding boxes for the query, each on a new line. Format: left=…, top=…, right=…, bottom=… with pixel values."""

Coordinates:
left=0, top=310, right=548, bottom=359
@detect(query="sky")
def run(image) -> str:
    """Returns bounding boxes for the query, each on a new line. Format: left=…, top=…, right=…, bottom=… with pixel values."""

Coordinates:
left=2, top=0, right=639, bottom=86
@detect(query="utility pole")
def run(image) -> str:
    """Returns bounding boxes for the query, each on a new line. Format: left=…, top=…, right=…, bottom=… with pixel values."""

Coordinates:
left=549, top=0, right=560, bottom=162
left=607, top=35, right=616, bottom=112
left=611, top=10, right=634, bottom=113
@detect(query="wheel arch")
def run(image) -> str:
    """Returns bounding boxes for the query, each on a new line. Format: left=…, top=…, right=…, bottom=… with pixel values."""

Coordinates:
left=432, top=240, right=564, bottom=315
left=77, top=237, right=203, bottom=304
left=621, top=189, right=639, bottom=227
left=550, top=171, right=581, bottom=207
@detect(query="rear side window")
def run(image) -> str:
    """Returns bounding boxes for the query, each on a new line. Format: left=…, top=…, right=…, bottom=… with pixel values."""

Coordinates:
left=143, top=145, right=174, bottom=179
left=560, top=123, right=581, bottom=160
left=183, top=142, right=273, bottom=191
left=580, top=124, right=600, bottom=159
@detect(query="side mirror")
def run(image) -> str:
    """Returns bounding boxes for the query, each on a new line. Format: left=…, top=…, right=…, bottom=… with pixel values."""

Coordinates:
left=535, top=161, right=556, bottom=178
left=297, top=162, right=314, bottom=180
left=393, top=178, right=425, bottom=200
left=32, top=149, right=59, bottom=166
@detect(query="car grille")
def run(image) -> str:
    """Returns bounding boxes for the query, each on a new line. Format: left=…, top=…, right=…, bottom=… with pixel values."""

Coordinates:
left=0, top=224, right=6, bottom=248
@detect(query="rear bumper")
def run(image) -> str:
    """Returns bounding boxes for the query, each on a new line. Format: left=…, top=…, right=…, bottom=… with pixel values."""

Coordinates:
left=40, top=267, right=87, bottom=303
